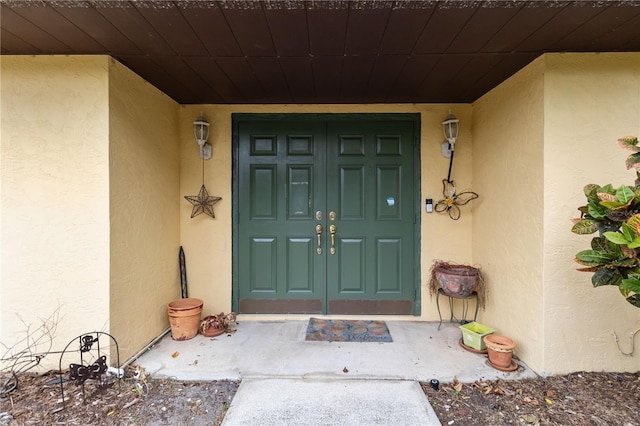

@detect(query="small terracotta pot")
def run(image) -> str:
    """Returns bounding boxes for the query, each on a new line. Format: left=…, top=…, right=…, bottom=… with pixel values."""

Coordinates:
left=483, top=334, right=516, bottom=368
left=201, top=327, right=225, bottom=337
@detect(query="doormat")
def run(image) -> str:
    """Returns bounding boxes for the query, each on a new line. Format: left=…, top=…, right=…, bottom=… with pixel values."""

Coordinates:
left=305, top=318, right=393, bottom=342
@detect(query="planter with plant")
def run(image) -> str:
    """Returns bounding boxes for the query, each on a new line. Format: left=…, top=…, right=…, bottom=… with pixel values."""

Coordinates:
left=199, top=312, right=237, bottom=337
left=571, top=136, right=640, bottom=308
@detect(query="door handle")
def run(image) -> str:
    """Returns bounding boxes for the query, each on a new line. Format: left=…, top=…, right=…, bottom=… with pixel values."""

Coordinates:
left=329, top=224, right=337, bottom=255
left=316, top=224, right=323, bottom=255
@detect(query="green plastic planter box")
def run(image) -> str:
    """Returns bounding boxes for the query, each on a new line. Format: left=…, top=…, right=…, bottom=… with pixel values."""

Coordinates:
left=460, top=322, right=495, bottom=351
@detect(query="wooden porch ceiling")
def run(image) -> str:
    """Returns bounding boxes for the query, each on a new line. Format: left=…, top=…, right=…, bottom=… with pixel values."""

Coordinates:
left=2, top=1, right=640, bottom=104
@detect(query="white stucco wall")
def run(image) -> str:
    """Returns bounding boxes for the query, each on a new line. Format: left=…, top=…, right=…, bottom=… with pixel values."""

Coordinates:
left=543, top=53, right=640, bottom=374
left=178, top=104, right=474, bottom=321
left=108, top=60, right=181, bottom=362
left=1, top=56, right=111, bottom=369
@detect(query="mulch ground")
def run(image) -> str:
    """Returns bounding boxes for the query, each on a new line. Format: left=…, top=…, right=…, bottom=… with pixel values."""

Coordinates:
left=422, top=371, right=640, bottom=425
left=2, top=365, right=639, bottom=425
left=0, top=365, right=239, bottom=425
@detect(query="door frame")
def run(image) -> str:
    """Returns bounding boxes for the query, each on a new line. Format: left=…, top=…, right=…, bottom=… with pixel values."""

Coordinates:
left=231, top=113, right=422, bottom=315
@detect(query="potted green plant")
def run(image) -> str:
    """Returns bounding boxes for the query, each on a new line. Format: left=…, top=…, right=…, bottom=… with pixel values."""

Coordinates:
left=199, top=312, right=237, bottom=337
left=571, top=136, right=640, bottom=308
left=428, top=260, right=486, bottom=309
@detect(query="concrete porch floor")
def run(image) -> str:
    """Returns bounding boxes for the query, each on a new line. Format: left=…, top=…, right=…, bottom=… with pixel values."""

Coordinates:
left=135, top=320, right=538, bottom=425
left=136, top=319, right=536, bottom=383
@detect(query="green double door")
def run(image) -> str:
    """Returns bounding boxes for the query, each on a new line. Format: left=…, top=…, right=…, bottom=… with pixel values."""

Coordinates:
left=235, top=114, right=419, bottom=315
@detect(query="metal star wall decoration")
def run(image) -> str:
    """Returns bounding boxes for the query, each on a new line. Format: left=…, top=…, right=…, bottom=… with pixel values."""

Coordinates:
left=184, top=185, right=222, bottom=218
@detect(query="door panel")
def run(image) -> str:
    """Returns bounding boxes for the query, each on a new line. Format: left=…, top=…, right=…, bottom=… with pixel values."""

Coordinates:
left=377, top=238, right=401, bottom=292
left=249, top=237, right=276, bottom=291
left=377, top=166, right=401, bottom=220
left=337, top=238, right=365, bottom=292
left=238, top=121, right=326, bottom=314
left=287, top=237, right=314, bottom=291
left=326, top=121, right=415, bottom=314
left=236, top=116, right=417, bottom=315
left=288, top=166, right=314, bottom=218
left=250, top=165, right=276, bottom=218
left=340, top=166, right=365, bottom=218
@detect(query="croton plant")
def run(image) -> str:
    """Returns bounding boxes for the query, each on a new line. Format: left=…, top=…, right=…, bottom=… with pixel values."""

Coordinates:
left=572, top=136, right=640, bottom=308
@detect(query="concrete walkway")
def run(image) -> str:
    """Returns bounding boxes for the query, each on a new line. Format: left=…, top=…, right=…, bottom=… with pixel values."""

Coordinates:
left=135, top=320, right=537, bottom=425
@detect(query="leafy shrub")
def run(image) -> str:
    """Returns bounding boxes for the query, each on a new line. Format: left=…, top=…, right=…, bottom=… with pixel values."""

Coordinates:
left=572, top=136, right=640, bottom=308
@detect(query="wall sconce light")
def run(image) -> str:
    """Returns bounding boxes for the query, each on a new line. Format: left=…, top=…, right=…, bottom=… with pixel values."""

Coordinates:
left=435, top=109, right=478, bottom=220
left=440, top=109, right=459, bottom=159
left=193, top=113, right=212, bottom=160
left=441, top=109, right=459, bottom=183
left=184, top=112, right=221, bottom=219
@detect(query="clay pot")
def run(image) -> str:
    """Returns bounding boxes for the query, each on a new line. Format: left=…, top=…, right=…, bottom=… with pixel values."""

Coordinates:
left=435, top=265, right=480, bottom=298
left=200, top=316, right=226, bottom=337
left=200, top=326, right=225, bottom=337
left=483, top=334, right=516, bottom=368
left=167, top=298, right=203, bottom=341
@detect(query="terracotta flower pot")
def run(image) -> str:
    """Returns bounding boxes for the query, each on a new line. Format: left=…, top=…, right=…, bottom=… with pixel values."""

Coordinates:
left=483, top=334, right=516, bottom=368
left=200, top=312, right=237, bottom=337
left=167, top=298, right=203, bottom=341
left=201, top=326, right=225, bottom=337
left=435, top=265, right=480, bottom=298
